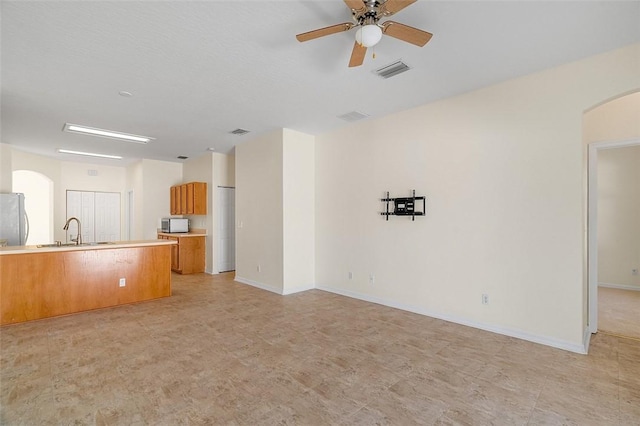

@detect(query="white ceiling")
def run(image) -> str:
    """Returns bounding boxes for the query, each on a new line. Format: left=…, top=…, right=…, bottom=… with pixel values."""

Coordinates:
left=2, top=1, right=639, bottom=165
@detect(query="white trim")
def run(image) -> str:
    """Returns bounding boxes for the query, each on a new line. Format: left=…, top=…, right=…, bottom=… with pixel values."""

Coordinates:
left=283, top=283, right=315, bottom=295
left=583, top=327, right=592, bottom=354
left=234, top=276, right=282, bottom=295
left=598, top=282, right=640, bottom=291
left=317, top=284, right=587, bottom=354
left=587, top=138, right=640, bottom=336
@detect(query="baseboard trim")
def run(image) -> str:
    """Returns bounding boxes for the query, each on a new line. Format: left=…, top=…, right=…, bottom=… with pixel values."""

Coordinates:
left=234, top=276, right=282, bottom=295
left=598, top=282, right=640, bottom=291
left=316, top=284, right=587, bottom=354
left=283, top=283, right=315, bottom=295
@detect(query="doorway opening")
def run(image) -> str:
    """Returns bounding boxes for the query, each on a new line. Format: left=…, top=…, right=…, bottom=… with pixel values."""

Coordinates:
left=588, top=139, right=640, bottom=340
left=12, top=170, right=53, bottom=245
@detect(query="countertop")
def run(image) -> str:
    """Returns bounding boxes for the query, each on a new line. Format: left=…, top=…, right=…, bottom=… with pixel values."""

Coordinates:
left=157, top=229, right=207, bottom=238
left=0, top=239, right=176, bottom=255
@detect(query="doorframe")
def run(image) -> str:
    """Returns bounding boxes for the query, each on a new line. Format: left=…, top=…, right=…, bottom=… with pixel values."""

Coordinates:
left=216, top=186, right=235, bottom=273
left=587, top=138, right=640, bottom=333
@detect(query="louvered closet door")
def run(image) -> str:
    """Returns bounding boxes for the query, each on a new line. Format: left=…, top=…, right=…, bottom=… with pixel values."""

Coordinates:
left=95, top=192, right=121, bottom=242
left=66, top=190, right=95, bottom=243
left=66, top=191, right=120, bottom=243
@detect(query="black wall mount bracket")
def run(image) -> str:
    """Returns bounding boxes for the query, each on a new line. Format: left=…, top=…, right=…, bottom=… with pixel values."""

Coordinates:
left=380, top=190, right=426, bottom=221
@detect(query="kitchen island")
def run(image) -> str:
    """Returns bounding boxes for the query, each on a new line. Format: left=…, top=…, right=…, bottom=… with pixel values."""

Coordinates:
left=0, top=240, right=176, bottom=325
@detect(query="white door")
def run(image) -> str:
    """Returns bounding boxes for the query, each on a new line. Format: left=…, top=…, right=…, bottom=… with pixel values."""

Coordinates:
left=217, top=187, right=235, bottom=272
left=66, top=190, right=95, bottom=243
left=95, top=192, right=120, bottom=242
left=66, top=191, right=120, bottom=243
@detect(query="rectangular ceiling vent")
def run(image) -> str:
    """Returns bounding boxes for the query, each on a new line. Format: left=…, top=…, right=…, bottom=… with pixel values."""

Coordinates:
left=374, top=60, right=411, bottom=79
left=337, top=111, right=370, bottom=122
left=229, top=128, right=250, bottom=135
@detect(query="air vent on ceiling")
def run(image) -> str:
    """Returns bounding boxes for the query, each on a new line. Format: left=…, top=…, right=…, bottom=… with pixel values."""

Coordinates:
left=374, top=60, right=411, bottom=79
left=177, top=156, right=188, bottom=160
left=229, top=128, right=250, bottom=135
left=337, top=111, right=370, bottom=122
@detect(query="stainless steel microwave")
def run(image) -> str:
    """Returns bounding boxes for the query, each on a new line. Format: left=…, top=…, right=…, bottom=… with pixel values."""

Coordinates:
left=161, top=218, right=189, bottom=233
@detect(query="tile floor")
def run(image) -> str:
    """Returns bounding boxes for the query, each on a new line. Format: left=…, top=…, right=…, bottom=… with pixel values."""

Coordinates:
left=598, top=287, right=640, bottom=340
left=1, top=272, right=639, bottom=425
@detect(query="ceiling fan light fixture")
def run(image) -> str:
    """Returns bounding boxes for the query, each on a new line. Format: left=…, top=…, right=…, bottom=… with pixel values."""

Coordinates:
left=355, top=24, right=382, bottom=47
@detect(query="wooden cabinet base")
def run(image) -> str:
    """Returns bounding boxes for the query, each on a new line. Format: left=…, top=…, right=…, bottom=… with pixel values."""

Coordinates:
left=0, top=245, right=171, bottom=325
left=158, top=234, right=205, bottom=274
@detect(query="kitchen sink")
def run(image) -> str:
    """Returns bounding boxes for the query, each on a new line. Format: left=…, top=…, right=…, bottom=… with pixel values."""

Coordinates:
left=36, top=242, right=82, bottom=248
left=35, top=241, right=116, bottom=248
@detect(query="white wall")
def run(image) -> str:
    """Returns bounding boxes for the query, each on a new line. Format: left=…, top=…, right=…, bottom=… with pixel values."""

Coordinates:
left=141, top=159, right=183, bottom=240
left=597, top=146, right=640, bottom=289
left=236, top=130, right=284, bottom=292
left=314, top=43, right=640, bottom=352
left=283, top=129, right=315, bottom=294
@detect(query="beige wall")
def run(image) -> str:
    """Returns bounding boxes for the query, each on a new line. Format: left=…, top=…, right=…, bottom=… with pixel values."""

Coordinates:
left=140, top=159, right=183, bottom=240
left=314, top=43, right=640, bottom=352
left=236, top=129, right=284, bottom=292
left=0, top=144, right=12, bottom=192
left=597, top=146, right=640, bottom=289
left=282, top=129, right=315, bottom=294
left=584, top=91, right=640, bottom=143
left=4, top=147, right=182, bottom=243
left=126, top=161, right=144, bottom=240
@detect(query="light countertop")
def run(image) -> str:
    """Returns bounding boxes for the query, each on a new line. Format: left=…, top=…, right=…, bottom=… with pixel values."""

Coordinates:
left=0, top=239, right=176, bottom=255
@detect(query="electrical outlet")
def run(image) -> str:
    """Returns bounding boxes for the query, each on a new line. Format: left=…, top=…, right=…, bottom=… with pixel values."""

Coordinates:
left=119, top=278, right=126, bottom=287
left=348, top=272, right=353, bottom=280
left=633, top=268, right=639, bottom=276
left=482, top=294, right=489, bottom=305
left=369, top=274, right=375, bottom=285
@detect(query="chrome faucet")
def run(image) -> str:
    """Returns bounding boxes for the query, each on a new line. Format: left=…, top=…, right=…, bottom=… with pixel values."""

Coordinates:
left=63, top=217, right=82, bottom=245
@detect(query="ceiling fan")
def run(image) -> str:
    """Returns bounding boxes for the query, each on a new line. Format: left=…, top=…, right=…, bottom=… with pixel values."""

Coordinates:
left=296, top=0, right=433, bottom=68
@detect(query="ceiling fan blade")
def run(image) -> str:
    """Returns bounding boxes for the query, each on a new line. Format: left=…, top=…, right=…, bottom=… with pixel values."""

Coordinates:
left=380, top=0, right=417, bottom=16
left=381, top=21, right=432, bottom=47
left=348, top=42, right=367, bottom=67
left=343, top=0, right=365, bottom=13
left=296, top=23, right=355, bottom=42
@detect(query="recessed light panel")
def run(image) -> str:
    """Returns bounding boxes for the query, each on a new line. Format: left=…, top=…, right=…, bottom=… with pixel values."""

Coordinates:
left=63, top=123, right=153, bottom=144
left=57, top=149, right=122, bottom=159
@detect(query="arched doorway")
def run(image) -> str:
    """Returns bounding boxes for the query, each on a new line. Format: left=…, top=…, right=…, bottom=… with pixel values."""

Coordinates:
left=12, top=170, right=54, bottom=245
left=584, top=91, right=640, bottom=340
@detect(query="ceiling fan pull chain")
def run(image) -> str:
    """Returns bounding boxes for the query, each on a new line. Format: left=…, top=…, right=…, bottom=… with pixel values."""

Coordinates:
left=372, top=46, right=376, bottom=60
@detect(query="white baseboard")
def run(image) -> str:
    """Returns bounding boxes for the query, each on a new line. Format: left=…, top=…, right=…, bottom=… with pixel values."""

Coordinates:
left=316, top=284, right=587, bottom=354
left=234, top=276, right=282, bottom=295
left=598, top=282, right=640, bottom=291
left=283, top=283, right=315, bottom=295
left=234, top=276, right=315, bottom=296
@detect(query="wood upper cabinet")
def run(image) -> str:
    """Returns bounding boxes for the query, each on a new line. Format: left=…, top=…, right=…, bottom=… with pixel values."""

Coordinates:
left=158, top=234, right=204, bottom=274
left=170, top=182, right=207, bottom=215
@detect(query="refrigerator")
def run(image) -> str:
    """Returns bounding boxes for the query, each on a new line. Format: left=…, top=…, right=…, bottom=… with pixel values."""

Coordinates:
left=0, top=193, right=29, bottom=246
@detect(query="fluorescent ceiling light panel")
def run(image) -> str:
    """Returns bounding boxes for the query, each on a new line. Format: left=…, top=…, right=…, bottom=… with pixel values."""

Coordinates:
left=57, top=149, right=122, bottom=160
left=63, top=123, right=153, bottom=144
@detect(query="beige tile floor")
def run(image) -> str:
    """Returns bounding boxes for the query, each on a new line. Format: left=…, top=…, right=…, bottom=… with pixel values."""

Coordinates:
left=1, top=272, right=639, bottom=425
left=598, top=287, right=640, bottom=340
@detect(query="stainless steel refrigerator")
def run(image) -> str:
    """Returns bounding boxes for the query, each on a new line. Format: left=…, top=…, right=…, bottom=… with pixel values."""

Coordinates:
left=0, top=193, right=29, bottom=246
